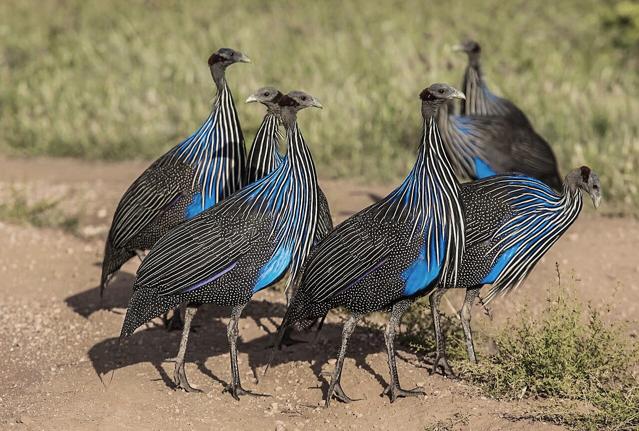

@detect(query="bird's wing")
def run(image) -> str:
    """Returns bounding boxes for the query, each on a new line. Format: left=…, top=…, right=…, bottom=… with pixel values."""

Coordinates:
left=299, top=209, right=393, bottom=304
left=460, top=178, right=513, bottom=248
left=463, top=116, right=514, bottom=168
left=510, top=128, right=561, bottom=181
left=135, top=202, right=267, bottom=296
left=109, top=159, right=193, bottom=248
left=315, top=187, right=334, bottom=243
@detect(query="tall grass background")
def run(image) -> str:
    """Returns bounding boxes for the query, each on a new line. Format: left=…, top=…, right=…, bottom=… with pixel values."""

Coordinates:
left=1, top=0, right=638, bottom=207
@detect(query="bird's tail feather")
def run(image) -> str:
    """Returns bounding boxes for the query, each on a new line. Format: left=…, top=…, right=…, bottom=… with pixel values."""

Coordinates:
left=263, top=312, right=291, bottom=378
left=120, top=287, right=178, bottom=339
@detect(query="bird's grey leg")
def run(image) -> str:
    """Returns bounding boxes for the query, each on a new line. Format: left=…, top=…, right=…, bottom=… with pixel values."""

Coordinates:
left=173, top=306, right=202, bottom=392
left=165, top=304, right=185, bottom=331
left=382, top=299, right=425, bottom=402
left=325, top=313, right=362, bottom=407
left=429, top=287, right=455, bottom=377
left=461, top=287, right=481, bottom=364
left=224, top=303, right=269, bottom=400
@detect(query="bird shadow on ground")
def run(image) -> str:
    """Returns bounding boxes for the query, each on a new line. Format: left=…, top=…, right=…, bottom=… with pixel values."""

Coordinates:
left=64, top=271, right=135, bottom=318
left=87, top=298, right=429, bottom=396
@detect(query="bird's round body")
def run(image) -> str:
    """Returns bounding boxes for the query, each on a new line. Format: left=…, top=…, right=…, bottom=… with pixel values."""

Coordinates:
left=439, top=174, right=584, bottom=298
left=430, top=167, right=601, bottom=374
left=288, top=205, right=428, bottom=328
left=100, top=48, right=248, bottom=295
left=121, top=206, right=279, bottom=337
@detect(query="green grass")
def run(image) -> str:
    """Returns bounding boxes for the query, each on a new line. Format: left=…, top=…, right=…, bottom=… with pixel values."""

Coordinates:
left=0, top=191, right=79, bottom=233
left=1, top=0, right=638, bottom=208
left=402, top=286, right=639, bottom=430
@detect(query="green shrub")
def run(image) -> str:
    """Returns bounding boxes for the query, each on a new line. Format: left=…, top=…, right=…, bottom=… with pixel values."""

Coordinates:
left=458, top=291, right=639, bottom=430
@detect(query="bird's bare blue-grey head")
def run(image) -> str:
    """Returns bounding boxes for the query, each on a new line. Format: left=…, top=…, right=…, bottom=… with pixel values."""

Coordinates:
left=277, top=91, right=322, bottom=128
left=419, top=83, right=465, bottom=119
left=245, top=87, right=283, bottom=112
left=566, top=166, right=602, bottom=208
left=208, top=48, right=250, bottom=87
left=453, top=39, right=481, bottom=65
left=280, top=91, right=323, bottom=111
left=208, top=48, right=251, bottom=68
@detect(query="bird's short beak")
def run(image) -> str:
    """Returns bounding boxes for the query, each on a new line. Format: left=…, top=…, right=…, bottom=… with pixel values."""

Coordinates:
left=311, top=98, right=323, bottom=109
left=451, top=88, right=466, bottom=100
left=237, top=52, right=251, bottom=63
left=591, top=192, right=601, bottom=209
left=245, top=94, right=259, bottom=104
left=452, top=44, right=465, bottom=52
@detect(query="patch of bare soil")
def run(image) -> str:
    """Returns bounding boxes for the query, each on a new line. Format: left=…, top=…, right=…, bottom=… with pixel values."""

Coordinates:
left=0, top=157, right=637, bottom=430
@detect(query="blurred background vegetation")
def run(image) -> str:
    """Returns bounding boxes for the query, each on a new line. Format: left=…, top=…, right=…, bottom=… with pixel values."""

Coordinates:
left=1, top=0, right=638, bottom=208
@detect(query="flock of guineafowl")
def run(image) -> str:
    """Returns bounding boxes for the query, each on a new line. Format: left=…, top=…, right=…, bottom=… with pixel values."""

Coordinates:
left=99, top=42, right=602, bottom=406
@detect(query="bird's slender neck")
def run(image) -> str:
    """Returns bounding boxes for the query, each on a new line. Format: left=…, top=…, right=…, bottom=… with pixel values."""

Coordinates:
left=283, top=121, right=314, bottom=172
left=246, top=112, right=281, bottom=183
left=561, top=174, right=585, bottom=203
left=436, top=101, right=451, bottom=129
left=280, top=108, right=298, bottom=131
left=210, top=63, right=228, bottom=89
left=275, top=111, right=319, bottom=286
left=467, top=55, right=482, bottom=75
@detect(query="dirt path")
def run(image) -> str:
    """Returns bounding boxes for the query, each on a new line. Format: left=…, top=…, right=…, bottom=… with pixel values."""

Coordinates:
left=0, top=158, right=637, bottom=430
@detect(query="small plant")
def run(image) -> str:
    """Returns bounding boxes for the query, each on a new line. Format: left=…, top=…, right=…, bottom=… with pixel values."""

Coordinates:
left=424, top=412, right=469, bottom=431
left=0, top=191, right=79, bottom=234
left=457, top=290, right=639, bottom=430
left=399, top=281, right=638, bottom=430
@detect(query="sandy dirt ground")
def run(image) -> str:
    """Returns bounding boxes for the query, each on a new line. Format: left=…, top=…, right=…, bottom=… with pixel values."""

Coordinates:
left=0, top=157, right=637, bottom=431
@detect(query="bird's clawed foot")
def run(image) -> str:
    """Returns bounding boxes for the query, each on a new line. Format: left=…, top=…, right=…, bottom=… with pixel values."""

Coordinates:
left=325, top=380, right=360, bottom=407
left=430, top=354, right=456, bottom=378
left=382, top=383, right=425, bottom=403
left=223, top=383, right=270, bottom=401
left=173, top=363, right=203, bottom=393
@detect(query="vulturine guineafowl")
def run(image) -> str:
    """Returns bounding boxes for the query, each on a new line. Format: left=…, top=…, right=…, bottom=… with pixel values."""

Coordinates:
left=273, top=84, right=466, bottom=406
left=120, top=91, right=323, bottom=398
left=245, top=87, right=334, bottom=289
left=437, top=101, right=562, bottom=190
left=430, top=166, right=601, bottom=375
left=454, top=40, right=530, bottom=127
left=100, top=48, right=250, bottom=298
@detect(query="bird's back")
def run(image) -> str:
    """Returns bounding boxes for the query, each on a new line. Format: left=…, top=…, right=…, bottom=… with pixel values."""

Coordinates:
left=449, top=114, right=561, bottom=189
